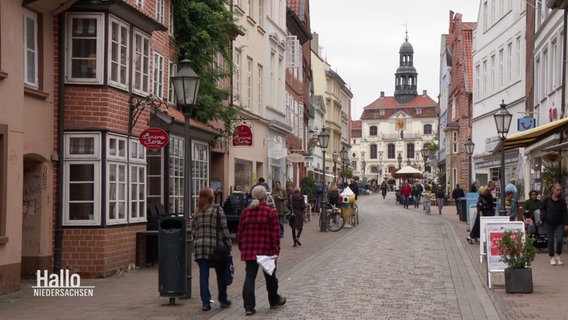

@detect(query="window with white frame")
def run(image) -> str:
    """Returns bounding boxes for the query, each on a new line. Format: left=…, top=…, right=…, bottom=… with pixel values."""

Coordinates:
left=257, top=64, right=263, bottom=110
left=246, top=56, right=253, bottom=110
left=516, top=36, right=521, bottom=80
left=499, top=48, right=504, bottom=88
left=153, top=52, right=164, bottom=99
left=474, top=64, right=480, bottom=101
left=543, top=48, right=549, bottom=93
left=507, top=42, right=512, bottom=84
left=535, top=55, right=541, bottom=102
left=369, top=126, right=378, bottom=136
left=270, top=51, right=275, bottom=107
left=169, top=3, right=174, bottom=36
left=64, top=133, right=101, bottom=226
left=109, top=16, right=129, bottom=89
left=552, top=38, right=559, bottom=88
left=370, top=144, right=377, bottom=159
left=136, top=0, right=144, bottom=7
left=156, top=0, right=165, bottom=24
left=234, top=50, right=241, bottom=104
left=453, top=131, right=458, bottom=153
left=214, top=53, right=225, bottom=88
left=491, top=54, right=496, bottom=92
left=65, top=13, right=104, bottom=84
left=146, top=148, right=163, bottom=206
left=192, top=142, right=209, bottom=212
left=23, top=9, right=38, bottom=88
left=168, top=61, right=177, bottom=103
left=424, top=124, right=432, bottom=135
left=107, top=135, right=127, bottom=224
left=168, top=136, right=184, bottom=214
left=133, top=29, right=150, bottom=95
left=248, top=0, right=254, bottom=18
left=129, top=138, right=146, bottom=222
left=257, top=0, right=264, bottom=27
left=482, top=60, right=487, bottom=97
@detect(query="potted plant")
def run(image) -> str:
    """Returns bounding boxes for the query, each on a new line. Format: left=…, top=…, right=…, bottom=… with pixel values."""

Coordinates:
left=497, top=230, right=536, bottom=293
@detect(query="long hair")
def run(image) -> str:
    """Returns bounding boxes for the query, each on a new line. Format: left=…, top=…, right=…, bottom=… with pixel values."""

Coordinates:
left=197, top=187, right=215, bottom=213
left=248, top=185, right=267, bottom=209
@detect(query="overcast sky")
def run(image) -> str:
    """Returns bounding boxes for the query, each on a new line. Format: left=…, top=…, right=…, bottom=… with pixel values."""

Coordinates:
left=309, top=1, right=480, bottom=120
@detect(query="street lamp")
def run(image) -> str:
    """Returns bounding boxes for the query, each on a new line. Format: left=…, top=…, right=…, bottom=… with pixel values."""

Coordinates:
left=170, top=54, right=200, bottom=298
left=361, top=151, right=366, bottom=181
left=318, top=127, right=330, bottom=232
left=465, top=138, right=475, bottom=193
left=340, top=146, right=348, bottom=185
left=421, top=145, right=429, bottom=173
left=332, top=151, right=339, bottom=182
left=493, top=100, right=512, bottom=216
left=397, top=152, right=402, bottom=169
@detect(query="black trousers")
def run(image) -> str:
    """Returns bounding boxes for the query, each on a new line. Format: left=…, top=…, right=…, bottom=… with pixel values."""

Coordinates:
left=242, top=260, right=280, bottom=311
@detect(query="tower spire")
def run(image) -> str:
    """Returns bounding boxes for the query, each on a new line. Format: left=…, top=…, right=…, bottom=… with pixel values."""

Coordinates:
left=394, top=31, right=418, bottom=104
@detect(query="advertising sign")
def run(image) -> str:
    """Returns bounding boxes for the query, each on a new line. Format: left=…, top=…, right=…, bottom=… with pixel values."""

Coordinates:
left=232, top=124, right=253, bottom=146
left=139, top=128, right=169, bottom=150
left=485, top=221, right=525, bottom=288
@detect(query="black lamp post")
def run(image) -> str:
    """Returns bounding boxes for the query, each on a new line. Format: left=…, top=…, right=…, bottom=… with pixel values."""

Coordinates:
left=318, top=127, right=330, bottom=232
left=493, top=100, right=512, bottom=216
left=340, top=146, right=348, bottom=185
left=170, top=54, right=200, bottom=298
left=421, top=145, right=428, bottom=173
left=332, top=151, right=339, bottom=182
left=361, top=151, right=366, bottom=181
left=465, top=138, right=475, bottom=193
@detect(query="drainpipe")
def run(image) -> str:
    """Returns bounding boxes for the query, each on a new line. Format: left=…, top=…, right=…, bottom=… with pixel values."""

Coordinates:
left=53, top=13, right=65, bottom=273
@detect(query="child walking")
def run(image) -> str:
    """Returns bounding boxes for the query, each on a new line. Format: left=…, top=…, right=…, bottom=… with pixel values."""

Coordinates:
left=422, top=185, right=432, bottom=215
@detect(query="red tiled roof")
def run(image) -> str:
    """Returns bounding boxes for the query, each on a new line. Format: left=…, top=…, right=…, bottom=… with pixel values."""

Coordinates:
left=351, top=120, right=362, bottom=137
left=287, top=0, right=301, bottom=14
left=360, top=94, right=438, bottom=120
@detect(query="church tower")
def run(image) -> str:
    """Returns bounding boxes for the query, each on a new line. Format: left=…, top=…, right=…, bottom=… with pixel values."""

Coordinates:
left=394, top=32, right=418, bottom=104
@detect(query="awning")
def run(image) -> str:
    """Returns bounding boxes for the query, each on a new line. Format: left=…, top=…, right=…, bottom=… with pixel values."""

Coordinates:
left=504, top=117, right=568, bottom=151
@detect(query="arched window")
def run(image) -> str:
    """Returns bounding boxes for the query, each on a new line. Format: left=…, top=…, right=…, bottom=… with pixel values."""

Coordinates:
left=424, top=124, right=432, bottom=135
left=369, top=126, right=378, bottom=136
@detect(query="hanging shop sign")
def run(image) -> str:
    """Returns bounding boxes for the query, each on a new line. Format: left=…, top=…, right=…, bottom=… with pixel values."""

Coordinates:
left=544, top=152, right=560, bottom=163
left=139, top=127, right=169, bottom=150
left=517, top=118, right=536, bottom=132
left=232, top=124, right=253, bottom=146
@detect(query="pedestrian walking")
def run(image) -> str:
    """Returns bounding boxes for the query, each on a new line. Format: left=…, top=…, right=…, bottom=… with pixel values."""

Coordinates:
left=237, top=185, right=286, bottom=316
left=272, top=180, right=288, bottom=238
left=467, top=181, right=496, bottom=244
left=452, top=184, right=465, bottom=215
left=289, top=186, right=306, bottom=247
left=422, top=185, right=432, bottom=215
left=435, top=184, right=445, bottom=214
left=540, top=183, right=568, bottom=266
left=401, top=180, right=412, bottom=209
left=412, top=182, right=423, bottom=208
left=193, top=187, right=232, bottom=311
left=470, top=181, right=477, bottom=193
left=380, top=180, right=388, bottom=199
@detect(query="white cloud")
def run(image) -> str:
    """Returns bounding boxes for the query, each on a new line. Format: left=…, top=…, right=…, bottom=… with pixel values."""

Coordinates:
left=310, top=0, right=480, bottom=119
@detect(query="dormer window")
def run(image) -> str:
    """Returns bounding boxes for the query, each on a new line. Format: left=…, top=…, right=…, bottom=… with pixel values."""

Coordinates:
left=416, top=108, right=422, bottom=114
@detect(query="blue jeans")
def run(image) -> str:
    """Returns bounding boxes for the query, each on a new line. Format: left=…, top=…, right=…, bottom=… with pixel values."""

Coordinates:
left=402, top=195, right=409, bottom=208
left=242, top=260, right=280, bottom=311
left=546, top=223, right=565, bottom=257
left=197, top=259, right=228, bottom=306
left=278, top=215, right=285, bottom=237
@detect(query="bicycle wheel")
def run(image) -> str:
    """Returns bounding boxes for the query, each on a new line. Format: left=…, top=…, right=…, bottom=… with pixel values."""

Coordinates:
left=326, top=211, right=344, bottom=232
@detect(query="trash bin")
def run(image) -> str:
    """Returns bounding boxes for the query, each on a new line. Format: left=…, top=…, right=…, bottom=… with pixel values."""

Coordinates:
left=456, top=197, right=467, bottom=222
left=159, top=217, right=186, bottom=299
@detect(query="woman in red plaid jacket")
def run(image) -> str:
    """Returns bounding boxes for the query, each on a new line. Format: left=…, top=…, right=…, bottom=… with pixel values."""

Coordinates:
left=237, top=185, right=286, bottom=316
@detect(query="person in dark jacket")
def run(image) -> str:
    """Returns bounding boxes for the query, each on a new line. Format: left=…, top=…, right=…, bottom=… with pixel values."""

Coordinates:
left=328, top=183, right=340, bottom=207
left=193, top=187, right=232, bottom=311
left=467, top=181, right=496, bottom=244
left=452, top=184, right=465, bottom=215
left=435, top=184, right=446, bottom=214
left=348, top=178, right=359, bottom=200
left=540, top=183, right=568, bottom=266
left=289, top=186, right=307, bottom=247
left=237, top=185, right=286, bottom=315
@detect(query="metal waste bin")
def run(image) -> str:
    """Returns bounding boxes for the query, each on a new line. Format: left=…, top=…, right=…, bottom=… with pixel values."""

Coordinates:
left=158, top=217, right=186, bottom=303
left=456, top=197, right=467, bottom=222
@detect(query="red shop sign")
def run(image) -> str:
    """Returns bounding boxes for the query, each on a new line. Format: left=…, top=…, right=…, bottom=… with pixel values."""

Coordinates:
left=139, top=127, right=169, bottom=150
left=232, top=124, right=253, bottom=146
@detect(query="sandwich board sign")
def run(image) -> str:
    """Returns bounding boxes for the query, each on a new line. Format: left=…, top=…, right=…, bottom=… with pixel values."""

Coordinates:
left=485, top=221, right=525, bottom=288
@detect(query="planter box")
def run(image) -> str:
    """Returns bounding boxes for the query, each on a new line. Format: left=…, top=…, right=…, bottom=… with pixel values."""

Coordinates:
left=504, top=267, right=533, bottom=293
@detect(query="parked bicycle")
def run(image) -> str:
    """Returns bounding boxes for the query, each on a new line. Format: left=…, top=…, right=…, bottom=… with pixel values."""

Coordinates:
left=321, top=203, right=345, bottom=232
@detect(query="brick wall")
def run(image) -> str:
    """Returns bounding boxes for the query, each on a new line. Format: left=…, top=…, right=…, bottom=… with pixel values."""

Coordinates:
left=61, top=224, right=145, bottom=278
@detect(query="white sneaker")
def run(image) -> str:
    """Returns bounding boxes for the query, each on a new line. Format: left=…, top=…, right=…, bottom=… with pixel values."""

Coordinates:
left=551, top=257, right=557, bottom=265
left=556, top=256, right=563, bottom=265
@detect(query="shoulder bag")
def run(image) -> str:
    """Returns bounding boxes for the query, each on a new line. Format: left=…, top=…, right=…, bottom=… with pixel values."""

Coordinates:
left=211, top=206, right=231, bottom=264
